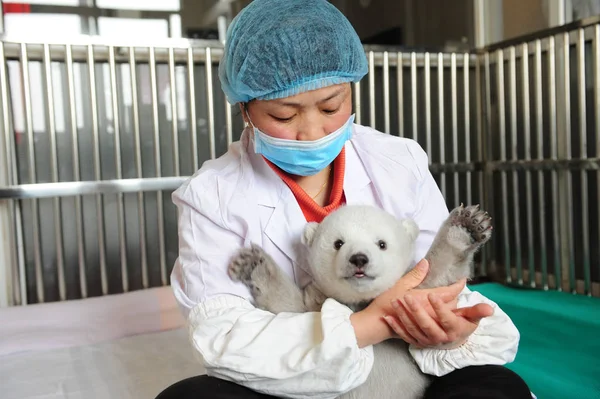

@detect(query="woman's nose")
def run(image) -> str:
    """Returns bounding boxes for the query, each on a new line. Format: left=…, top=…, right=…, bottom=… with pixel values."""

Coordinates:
left=297, top=119, right=326, bottom=141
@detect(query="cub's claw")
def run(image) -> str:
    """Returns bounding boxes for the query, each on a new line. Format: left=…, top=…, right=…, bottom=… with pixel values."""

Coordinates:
left=228, top=244, right=268, bottom=286
left=449, top=204, right=493, bottom=245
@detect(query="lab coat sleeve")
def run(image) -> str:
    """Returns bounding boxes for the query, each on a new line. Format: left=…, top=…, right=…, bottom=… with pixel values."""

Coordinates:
left=405, top=140, right=520, bottom=376
left=408, top=287, right=520, bottom=376
left=171, top=181, right=374, bottom=399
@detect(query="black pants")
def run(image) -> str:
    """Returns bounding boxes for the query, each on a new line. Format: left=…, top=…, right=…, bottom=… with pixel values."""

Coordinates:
left=155, top=365, right=531, bottom=399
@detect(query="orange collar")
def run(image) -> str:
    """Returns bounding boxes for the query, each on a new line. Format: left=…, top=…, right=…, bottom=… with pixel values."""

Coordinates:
left=264, top=147, right=346, bottom=223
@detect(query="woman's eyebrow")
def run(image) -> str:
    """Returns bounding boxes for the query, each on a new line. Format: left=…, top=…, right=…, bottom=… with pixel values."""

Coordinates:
left=317, top=88, right=346, bottom=104
left=273, top=88, right=346, bottom=108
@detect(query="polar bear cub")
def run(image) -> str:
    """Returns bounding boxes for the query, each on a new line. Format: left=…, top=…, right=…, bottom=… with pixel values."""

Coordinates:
left=228, top=204, right=492, bottom=399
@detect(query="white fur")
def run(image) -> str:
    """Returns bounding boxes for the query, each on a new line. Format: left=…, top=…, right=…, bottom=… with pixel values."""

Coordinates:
left=228, top=203, right=492, bottom=399
left=301, top=205, right=419, bottom=307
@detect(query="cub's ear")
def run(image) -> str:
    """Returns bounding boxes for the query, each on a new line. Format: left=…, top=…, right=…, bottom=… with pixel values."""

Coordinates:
left=302, top=222, right=319, bottom=246
left=401, top=219, right=420, bottom=242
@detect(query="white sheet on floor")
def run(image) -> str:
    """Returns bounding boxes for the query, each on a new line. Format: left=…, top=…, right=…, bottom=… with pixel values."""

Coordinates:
left=1, top=327, right=206, bottom=399
left=0, top=286, right=185, bottom=357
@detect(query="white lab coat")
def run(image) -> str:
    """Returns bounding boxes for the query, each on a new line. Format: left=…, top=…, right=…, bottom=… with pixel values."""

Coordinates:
left=170, top=124, right=520, bottom=399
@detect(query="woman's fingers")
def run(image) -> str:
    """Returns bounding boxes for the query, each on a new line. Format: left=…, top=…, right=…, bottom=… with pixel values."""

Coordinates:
left=429, top=293, right=460, bottom=341
left=382, top=316, right=419, bottom=346
left=453, top=303, right=494, bottom=322
left=404, top=295, right=447, bottom=344
left=391, top=299, right=431, bottom=346
left=396, top=300, right=432, bottom=346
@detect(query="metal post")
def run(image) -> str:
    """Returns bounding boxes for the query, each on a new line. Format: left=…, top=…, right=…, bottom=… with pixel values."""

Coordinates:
left=473, top=0, right=504, bottom=48
left=555, top=31, right=575, bottom=293
left=0, top=41, right=13, bottom=307
left=0, top=0, right=5, bottom=34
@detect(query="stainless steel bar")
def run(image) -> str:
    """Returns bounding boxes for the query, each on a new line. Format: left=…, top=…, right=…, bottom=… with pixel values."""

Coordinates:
left=65, top=44, right=86, bottom=298
left=149, top=47, right=167, bottom=286
left=0, top=177, right=188, bottom=199
left=43, top=43, right=66, bottom=301
left=2, top=41, right=480, bottom=67
left=5, top=159, right=598, bottom=190
left=129, top=46, right=148, bottom=290
left=475, top=158, right=600, bottom=171
left=577, top=28, right=591, bottom=295
left=0, top=157, right=563, bottom=180
left=438, top=53, right=446, bottom=198
left=562, top=32, right=575, bottom=293
left=108, top=45, right=128, bottom=293
left=187, top=47, right=199, bottom=170
left=20, top=43, right=44, bottom=303
left=535, top=39, right=549, bottom=290
left=168, top=47, right=180, bottom=176
left=368, top=50, right=375, bottom=129
left=87, top=44, right=108, bottom=295
left=205, top=47, right=216, bottom=160
left=595, top=25, right=600, bottom=296
left=0, top=41, right=26, bottom=305
left=383, top=51, right=390, bottom=134
left=497, top=49, right=511, bottom=283
left=354, top=81, right=361, bottom=125
left=451, top=53, right=459, bottom=207
left=424, top=53, right=431, bottom=159
left=481, top=52, right=494, bottom=275
left=0, top=43, right=11, bottom=305
left=549, top=36, right=561, bottom=290
left=521, top=43, right=536, bottom=288
left=397, top=52, right=404, bottom=137
left=2, top=41, right=226, bottom=64
left=474, top=52, right=482, bottom=274
left=13, top=200, right=26, bottom=305
left=509, top=46, right=522, bottom=284
left=464, top=53, right=473, bottom=206
left=150, top=48, right=162, bottom=179
left=411, top=52, right=417, bottom=140
left=225, top=100, right=233, bottom=147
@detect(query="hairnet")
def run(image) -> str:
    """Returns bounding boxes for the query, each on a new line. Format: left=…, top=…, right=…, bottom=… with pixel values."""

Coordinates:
left=218, top=0, right=368, bottom=104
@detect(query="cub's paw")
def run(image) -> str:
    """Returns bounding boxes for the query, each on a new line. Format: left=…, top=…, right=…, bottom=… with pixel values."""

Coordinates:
left=448, top=204, right=493, bottom=246
left=228, top=244, right=268, bottom=287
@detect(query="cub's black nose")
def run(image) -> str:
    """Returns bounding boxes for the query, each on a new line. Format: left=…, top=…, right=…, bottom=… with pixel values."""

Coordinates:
left=349, top=253, right=369, bottom=267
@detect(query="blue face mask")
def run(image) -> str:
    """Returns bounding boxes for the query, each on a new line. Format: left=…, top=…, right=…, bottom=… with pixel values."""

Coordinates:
left=251, top=114, right=355, bottom=176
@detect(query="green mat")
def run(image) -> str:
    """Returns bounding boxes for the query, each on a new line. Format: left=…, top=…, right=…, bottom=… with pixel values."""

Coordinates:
left=469, top=283, right=600, bottom=399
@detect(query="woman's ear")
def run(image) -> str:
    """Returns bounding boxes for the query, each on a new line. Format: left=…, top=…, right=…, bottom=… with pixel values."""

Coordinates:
left=239, top=103, right=248, bottom=125
left=239, top=103, right=250, bottom=127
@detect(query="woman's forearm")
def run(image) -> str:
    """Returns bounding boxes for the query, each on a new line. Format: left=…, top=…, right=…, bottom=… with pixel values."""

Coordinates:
left=350, top=306, right=394, bottom=348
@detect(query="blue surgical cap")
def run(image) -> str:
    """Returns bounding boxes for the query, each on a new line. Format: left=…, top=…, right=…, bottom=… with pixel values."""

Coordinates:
left=218, top=0, right=368, bottom=104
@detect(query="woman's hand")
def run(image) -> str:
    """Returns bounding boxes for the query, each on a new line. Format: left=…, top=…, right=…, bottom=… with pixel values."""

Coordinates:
left=370, top=259, right=467, bottom=317
left=382, top=279, right=494, bottom=349
left=350, top=259, right=466, bottom=348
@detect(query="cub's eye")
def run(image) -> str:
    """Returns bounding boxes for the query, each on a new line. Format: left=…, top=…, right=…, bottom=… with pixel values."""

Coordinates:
left=378, top=240, right=387, bottom=250
left=334, top=239, right=344, bottom=250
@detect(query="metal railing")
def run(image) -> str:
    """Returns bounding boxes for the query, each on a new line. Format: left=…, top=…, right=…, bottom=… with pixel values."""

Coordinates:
left=0, top=36, right=236, bottom=306
left=477, top=15, right=600, bottom=297
left=1, top=18, right=599, bottom=307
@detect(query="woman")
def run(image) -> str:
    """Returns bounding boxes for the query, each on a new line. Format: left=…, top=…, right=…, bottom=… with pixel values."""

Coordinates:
left=158, top=0, right=531, bottom=398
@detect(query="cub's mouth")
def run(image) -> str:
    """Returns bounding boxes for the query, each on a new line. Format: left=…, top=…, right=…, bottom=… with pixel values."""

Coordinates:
left=344, top=268, right=375, bottom=280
